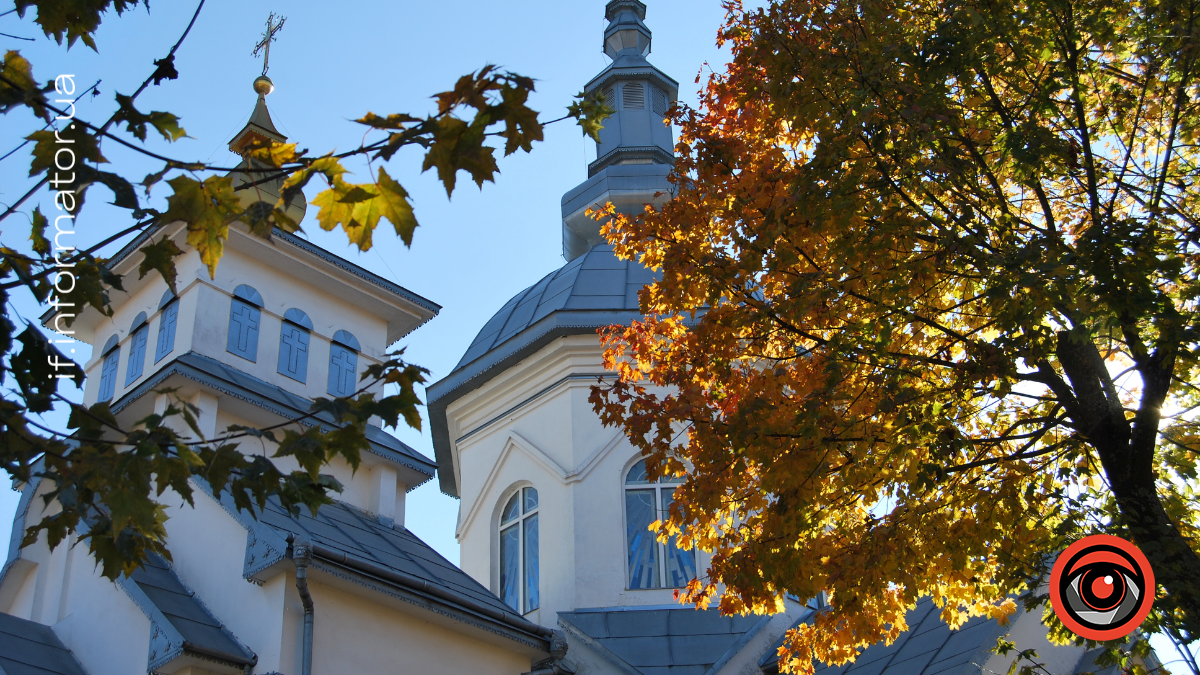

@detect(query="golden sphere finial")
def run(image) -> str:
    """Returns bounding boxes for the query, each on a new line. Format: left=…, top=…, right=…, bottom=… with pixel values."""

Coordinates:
left=253, top=75, right=274, bottom=96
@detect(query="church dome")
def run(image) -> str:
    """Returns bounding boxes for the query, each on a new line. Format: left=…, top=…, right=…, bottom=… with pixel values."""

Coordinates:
left=453, top=244, right=657, bottom=377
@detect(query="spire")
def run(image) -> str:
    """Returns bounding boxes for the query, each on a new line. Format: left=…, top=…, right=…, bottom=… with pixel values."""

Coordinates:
left=559, top=1, right=678, bottom=261
left=226, top=18, right=307, bottom=226
left=228, top=75, right=285, bottom=155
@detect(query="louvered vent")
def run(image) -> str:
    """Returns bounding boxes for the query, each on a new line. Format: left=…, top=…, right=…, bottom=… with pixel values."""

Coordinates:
left=603, top=88, right=615, bottom=111
left=652, top=87, right=668, bottom=116
left=622, top=83, right=645, bottom=109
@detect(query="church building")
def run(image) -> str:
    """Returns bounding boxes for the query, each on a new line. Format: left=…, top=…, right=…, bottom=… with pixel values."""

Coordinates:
left=0, top=3, right=1143, bottom=675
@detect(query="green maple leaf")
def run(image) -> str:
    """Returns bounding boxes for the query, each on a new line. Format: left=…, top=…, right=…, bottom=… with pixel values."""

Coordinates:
left=113, top=93, right=186, bottom=142
left=30, top=206, right=50, bottom=255
left=497, top=84, right=543, bottom=156
left=244, top=139, right=302, bottom=168
left=16, top=0, right=143, bottom=50
left=372, top=167, right=419, bottom=246
left=568, top=89, right=614, bottom=143
left=27, top=123, right=106, bottom=177
left=434, top=67, right=497, bottom=114
left=162, top=175, right=242, bottom=278
left=279, top=155, right=347, bottom=209
left=355, top=112, right=421, bottom=130
left=77, top=164, right=138, bottom=210
left=0, top=50, right=48, bottom=119
left=422, top=116, right=498, bottom=197
left=310, top=168, right=418, bottom=250
left=137, top=236, right=183, bottom=293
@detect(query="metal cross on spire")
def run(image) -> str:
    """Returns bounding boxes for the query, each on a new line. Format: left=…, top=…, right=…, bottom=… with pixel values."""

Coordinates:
left=252, top=12, right=286, bottom=76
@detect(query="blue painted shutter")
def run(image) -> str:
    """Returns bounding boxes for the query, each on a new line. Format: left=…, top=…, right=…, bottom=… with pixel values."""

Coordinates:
left=125, top=325, right=149, bottom=386
left=277, top=323, right=310, bottom=382
left=326, top=344, right=358, bottom=396
left=226, top=300, right=261, bottom=362
left=98, top=348, right=120, bottom=402
left=154, top=301, right=178, bottom=363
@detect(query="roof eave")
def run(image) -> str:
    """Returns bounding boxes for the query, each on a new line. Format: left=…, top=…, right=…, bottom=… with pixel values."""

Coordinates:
left=426, top=309, right=642, bottom=497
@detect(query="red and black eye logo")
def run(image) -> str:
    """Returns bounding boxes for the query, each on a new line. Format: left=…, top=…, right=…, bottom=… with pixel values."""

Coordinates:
left=1050, top=534, right=1155, bottom=640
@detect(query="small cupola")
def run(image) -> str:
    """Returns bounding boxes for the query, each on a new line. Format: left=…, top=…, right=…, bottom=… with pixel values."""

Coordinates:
left=603, top=0, right=653, bottom=58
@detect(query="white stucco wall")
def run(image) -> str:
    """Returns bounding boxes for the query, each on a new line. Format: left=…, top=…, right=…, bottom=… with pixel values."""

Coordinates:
left=304, top=575, right=535, bottom=675
left=1, top=483, right=153, bottom=675
left=449, top=335, right=708, bottom=626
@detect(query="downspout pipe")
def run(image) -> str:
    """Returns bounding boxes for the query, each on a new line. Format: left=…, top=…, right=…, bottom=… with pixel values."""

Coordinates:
left=289, top=535, right=315, bottom=675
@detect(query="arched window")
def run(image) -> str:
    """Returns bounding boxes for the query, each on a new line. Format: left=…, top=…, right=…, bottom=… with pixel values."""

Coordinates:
left=499, top=486, right=539, bottom=614
left=226, top=284, right=263, bottom=362
left=277, top=308, right=312, bottom=383
left=625, top=459, right=696, bottom=589
left=97, top=334, right=120, bottom=402
left=154, top=289, right=178, bottom=363
left=327, top=330, right=360, bottom=397
left=124, top=312, right=149, bottom=386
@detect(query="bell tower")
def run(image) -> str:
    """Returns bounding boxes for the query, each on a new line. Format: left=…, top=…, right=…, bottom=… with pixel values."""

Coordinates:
left=561, top=0, right=679, bottom=260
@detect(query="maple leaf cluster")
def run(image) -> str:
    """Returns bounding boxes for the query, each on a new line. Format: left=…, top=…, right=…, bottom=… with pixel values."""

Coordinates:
left=592, top=0, right=1200, bottom=671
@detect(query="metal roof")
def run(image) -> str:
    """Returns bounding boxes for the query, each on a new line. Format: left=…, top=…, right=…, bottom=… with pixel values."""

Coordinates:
left=121, top=553, right=256, bottom=670
left=560, top=607, right=770, bottom=675
left=257, top=498, right=522, bottom=622
left=112, top=351, right=437, bottom=486
left=426, top=244, right=659, bottom=497
left=453, top=244, right=657, bottom=372
left=759, top=598, right=1009, bottom=675
left=0, top=612, right=88, bottom=675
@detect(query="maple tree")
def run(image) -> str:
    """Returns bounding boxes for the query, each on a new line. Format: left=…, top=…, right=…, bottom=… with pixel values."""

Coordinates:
left=591, top=0, right=1200, bottom=672
left=0, top=0, right=610, bottom=578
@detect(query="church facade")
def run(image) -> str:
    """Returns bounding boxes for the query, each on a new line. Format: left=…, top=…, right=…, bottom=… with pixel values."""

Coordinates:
left=0, top=3, right=1143, bottom=675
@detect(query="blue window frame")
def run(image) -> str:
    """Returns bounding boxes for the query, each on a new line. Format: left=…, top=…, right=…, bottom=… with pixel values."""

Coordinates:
left=227, top=285, right=263, bottom=362
left=327, top=330, right=360, bottom=397
left=97, top=335, right=120, bottom=402
left=125, top=312, right=149, bottom=386
left=499, top=487, right=539, bottom=614
left=277, top=308, right=312, bottom=383
left=625, top=459, right=696, bottom=589
left=155, top=289, right=178, bottom=363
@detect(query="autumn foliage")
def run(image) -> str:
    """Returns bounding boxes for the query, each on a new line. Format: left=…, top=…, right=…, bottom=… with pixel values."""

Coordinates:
left=592, top=0, right=1200, bottom=671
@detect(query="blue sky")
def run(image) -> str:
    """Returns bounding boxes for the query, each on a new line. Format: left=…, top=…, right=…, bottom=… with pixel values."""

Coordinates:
left=4, top=4, right=1196, bottom=670
left=0, top=0, right=737, bottom=565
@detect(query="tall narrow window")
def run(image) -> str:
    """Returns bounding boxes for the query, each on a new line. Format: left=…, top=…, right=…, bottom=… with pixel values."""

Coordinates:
left=625, top=459, right=696, bottom=589
left=155, top=289, right=178, bottom=363
left=327, top=330, right=360, bottom=397
left=226, top=285, right=263, bottom=362
left=277, top=308, right=312, bottom=383
left=499, top=487, right=539, bottom=614
left=97, top=335, right=120, bottom=403
left=124, top=312, right=149, bottom=387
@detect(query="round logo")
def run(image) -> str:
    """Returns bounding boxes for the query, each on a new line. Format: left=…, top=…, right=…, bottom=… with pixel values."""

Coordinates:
left=1050, top=534, right=1155, bottom=640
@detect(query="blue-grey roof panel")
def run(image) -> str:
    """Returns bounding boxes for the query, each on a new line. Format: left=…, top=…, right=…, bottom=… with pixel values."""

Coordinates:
left=560, top=607, right=762, bottom=674
left=257, top=498, right=515, bottom=617
left=0, top=613, right=87, bottom=675
left=111, top=352, right=436, bottom=484
left=129, top=553, right=255, bottom=666
left=448, top=245, right=658, bottom=374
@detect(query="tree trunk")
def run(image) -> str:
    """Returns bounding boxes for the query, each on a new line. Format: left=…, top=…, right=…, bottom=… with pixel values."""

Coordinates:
left=1055, top=330, right=1200, bottom=639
